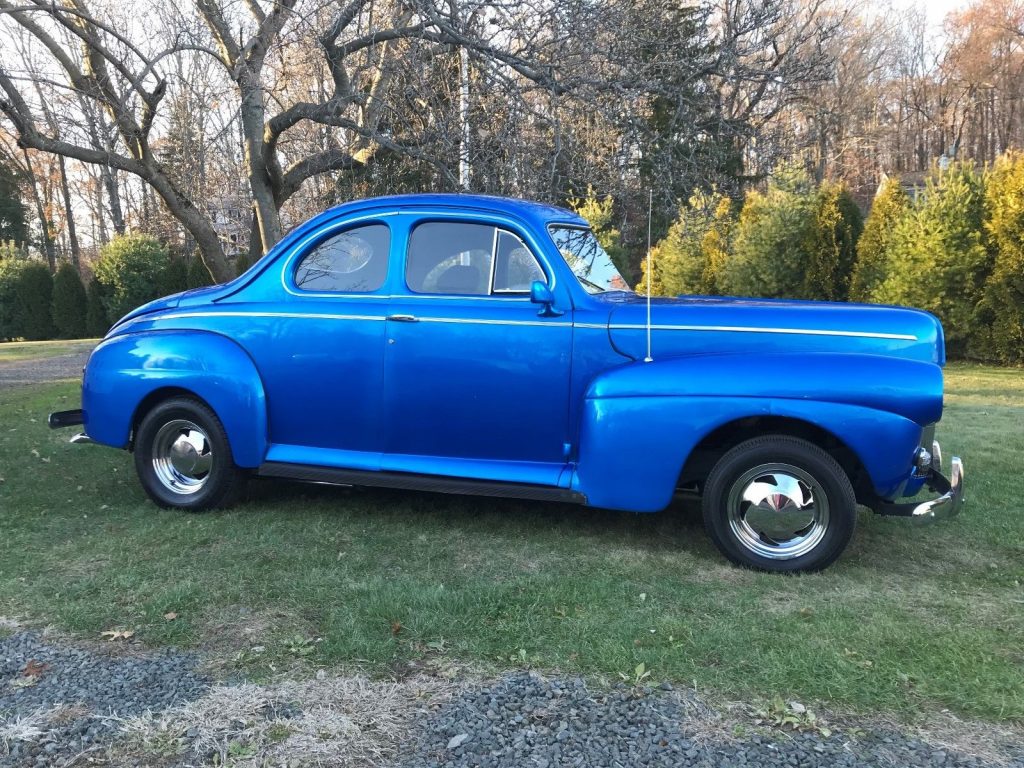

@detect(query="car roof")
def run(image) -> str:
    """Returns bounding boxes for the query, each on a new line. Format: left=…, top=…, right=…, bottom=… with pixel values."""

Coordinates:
left=323, top=193, right=590, bottom=228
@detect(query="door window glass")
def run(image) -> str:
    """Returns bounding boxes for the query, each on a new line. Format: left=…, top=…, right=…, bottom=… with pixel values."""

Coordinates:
left=294, top=223, right=390, bottom=292
left=493, top=230, right=544, bottom=292
left=407, top=221, right=494, bottom=295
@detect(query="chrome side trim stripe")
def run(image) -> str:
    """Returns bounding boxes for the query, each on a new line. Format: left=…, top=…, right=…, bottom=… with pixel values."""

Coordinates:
left=139, top=312, right=917, bottom=340
left=142, top=311, right=568, bottom=328
left=576, top=322, right=917, bottom=341
left=148, top=311, right=387, bottom=323
left=417, top=316, right=570, bottom=328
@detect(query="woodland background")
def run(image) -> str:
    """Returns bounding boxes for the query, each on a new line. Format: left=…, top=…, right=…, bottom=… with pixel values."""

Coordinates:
left=0, top=0, right=1021, bottom=361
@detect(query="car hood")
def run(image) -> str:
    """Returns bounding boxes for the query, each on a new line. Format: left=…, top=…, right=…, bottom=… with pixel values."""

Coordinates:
left=605, top=294, right=945, bottom=366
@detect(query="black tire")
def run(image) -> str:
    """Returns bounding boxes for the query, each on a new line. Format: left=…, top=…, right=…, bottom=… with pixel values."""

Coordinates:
left=133, top=396, right=246, bottom=511
left=702, top=435, right=856, bottom=573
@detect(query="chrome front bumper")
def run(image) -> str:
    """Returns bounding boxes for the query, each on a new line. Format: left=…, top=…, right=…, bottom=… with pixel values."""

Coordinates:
left=877, top=441, right=964, bottom=523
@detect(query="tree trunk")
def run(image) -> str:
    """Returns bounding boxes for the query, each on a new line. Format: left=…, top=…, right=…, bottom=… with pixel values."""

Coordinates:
left=239, top=82, right=282, bottom=254
left=21, top=150, right=56, bottom=270
left=57, top=154, right=81, bottom=269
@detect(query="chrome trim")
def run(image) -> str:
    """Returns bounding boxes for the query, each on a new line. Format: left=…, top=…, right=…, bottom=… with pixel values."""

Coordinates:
left=726, top=463, right=830, bottom=560
left=147, top=311, right=386, bottom=323
left=575, top=322, right=917, bottom=341
left=138, top=313, right=913, bottom=339
left=417, top=317, right=570, bottom=328
left=151, top=419, right=212, bottom=496
left=393, top=208, right=559, bottom=294
left=143, top=310, right=569, bottom=328
left=281, top=212, right=398, bottom=298
left=70, top=433, right=93, bottom=445
left=932, top=440, right=942, bottom=472
left=909, top=456, right=964, bottom=523
left=487, top=226, right=499, bottom=293
left=912, top=446, right=933, bottom=478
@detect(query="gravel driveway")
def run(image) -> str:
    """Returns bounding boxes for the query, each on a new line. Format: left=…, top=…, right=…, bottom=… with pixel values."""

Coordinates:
left=0, top=349, right=92, bottom=388
left=1, top=631, right=1021, bottom=768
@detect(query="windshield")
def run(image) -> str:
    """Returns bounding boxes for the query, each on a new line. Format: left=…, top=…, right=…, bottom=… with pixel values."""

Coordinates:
left=548, top=225, right=631, bottom=294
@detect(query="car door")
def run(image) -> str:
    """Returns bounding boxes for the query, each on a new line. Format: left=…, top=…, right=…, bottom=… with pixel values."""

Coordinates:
left=251, top=218, right=392, bottom=469
left=382, top=216, right=573, bottom=487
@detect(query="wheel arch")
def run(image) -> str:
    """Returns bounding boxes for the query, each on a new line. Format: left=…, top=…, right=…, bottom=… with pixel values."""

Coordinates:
left=678, top=414, right=874, bottom=503
left=130, top=387, right=217, bottom=447
left=82, top=330, right=268, bottom=467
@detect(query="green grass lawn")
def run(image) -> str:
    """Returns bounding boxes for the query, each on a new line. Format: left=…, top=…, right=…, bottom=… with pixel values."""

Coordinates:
left=0, top=339, right=98, bottom=363
left=0, top=365, right=1021, bottom=723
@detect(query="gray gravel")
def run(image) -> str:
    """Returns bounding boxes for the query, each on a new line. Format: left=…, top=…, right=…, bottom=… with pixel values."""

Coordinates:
left=0, top=631, right=207, bottom=767
left=396, top=672, right=1023, bottom=768
left=1, top=635, right=1020, bottom=767
left=0, top=349, right=91, bottom=387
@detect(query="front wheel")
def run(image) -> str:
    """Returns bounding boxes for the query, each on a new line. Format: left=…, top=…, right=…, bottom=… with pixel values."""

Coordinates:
left=133, top=397, right=246, bottom=511
left=702, top=436, right=856, bottom=573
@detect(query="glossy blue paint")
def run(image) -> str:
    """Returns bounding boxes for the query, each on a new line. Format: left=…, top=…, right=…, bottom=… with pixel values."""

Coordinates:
left=82, top=330, right=268, bottom=467
left=83, top=193, right=950, bottom=513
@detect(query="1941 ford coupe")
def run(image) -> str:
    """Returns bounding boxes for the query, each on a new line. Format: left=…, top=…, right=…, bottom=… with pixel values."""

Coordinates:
left=49, top=194, right=963, bottom=572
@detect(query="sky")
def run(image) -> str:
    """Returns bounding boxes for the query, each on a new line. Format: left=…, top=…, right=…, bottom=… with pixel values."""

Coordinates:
left=885, top=0, right=972, bottom=28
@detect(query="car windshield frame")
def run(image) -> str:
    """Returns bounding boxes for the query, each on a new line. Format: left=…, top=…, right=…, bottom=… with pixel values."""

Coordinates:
left=547, top=224, right=632, bottom=294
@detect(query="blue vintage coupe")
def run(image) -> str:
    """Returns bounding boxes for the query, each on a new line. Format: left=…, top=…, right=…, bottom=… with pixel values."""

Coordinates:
left=50, top=194, right=963, bottom=572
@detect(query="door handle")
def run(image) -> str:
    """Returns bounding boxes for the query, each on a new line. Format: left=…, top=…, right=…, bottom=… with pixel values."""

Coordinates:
left=387, top=314, right=419, bottom=323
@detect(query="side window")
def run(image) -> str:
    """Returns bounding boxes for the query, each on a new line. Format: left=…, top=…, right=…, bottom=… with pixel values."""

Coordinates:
left=493, top=230, right=544, bottom=292
left=294, top=223, right=390, bottom=293
left=407, top=222, right=494, bottom=295
left=406, top=221, right=545, bottom=296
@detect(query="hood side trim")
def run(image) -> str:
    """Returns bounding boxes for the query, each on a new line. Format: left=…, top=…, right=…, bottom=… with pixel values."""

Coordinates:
left=579, top=322, right=917, bottom=341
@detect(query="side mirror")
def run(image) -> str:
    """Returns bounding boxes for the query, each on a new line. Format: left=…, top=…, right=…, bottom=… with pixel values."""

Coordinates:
left=530, top=281, right=562, bottom=317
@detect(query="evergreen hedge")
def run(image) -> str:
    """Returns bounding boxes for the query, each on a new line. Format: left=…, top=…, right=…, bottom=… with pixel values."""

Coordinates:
left=51, top=262, right=87, bottom=339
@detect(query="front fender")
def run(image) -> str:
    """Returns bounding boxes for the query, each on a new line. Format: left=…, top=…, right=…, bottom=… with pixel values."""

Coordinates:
left=82, top=330, right=268, bottom=467
left=573, top=353, right=942, bottom=512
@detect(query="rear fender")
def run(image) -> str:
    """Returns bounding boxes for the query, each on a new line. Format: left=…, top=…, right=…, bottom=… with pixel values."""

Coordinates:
left=573, top=353, right=939, bottom=512
left=82, top=330, right=267, bottom=467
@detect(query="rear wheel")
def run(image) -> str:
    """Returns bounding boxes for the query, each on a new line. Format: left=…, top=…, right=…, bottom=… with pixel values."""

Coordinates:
left=702, top=435, right=856, bottom=573
left=133, top=397, right=246, bottom=511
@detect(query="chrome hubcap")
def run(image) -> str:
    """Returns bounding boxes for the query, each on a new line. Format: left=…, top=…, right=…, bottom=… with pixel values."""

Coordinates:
left=726, top=463, right=829, bottom=560
left=151, top=420, right=212, bottom=495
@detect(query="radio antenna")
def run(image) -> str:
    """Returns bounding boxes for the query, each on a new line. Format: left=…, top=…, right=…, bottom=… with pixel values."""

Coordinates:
left=644, top=189, right=654, bottom=363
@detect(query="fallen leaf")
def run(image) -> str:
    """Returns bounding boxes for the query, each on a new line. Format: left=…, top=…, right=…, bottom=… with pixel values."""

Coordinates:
left=390, top=621, right=402, bottom=636
left=22, top=659, right=48, bottom=678
left=163, top=612, right=178, bottom=621
left=10, top=676, right=37, bottom=689
left=101, top=629, right=135, bottom=641
left=788, top=701, right=806, bottom=714
left=799, top=607, right=814, bottom=618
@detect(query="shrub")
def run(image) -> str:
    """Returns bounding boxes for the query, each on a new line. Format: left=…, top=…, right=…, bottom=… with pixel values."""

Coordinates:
left=872, top=162, right=992, bottom=357
left=978, top=151, right=1024, bottom=363
left=725, top=165, right=862, bottom=301
left=642, top=189, right=735, bottom=296
left=850, top=177, right=909, bottom=302
left=0, top=254, right=28, bottom=340
left=156, top=257, right=188, bottom=298
left=93, top=233, right=170, bottom=323
left=51, top=261, right=88, bottom=339
left=186, top=256, right=215, bottom=289
left=723, top=163, right=817, bottom=298
left=12, top=260, right=55, bottom=341
left=803, top=181, right=862, bottom=301
left=85, top=278, right=109, bottom=337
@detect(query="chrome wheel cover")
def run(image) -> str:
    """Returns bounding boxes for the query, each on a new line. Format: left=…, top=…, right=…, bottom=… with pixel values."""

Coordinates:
left=151, top=420, right=212, bottom=495
left=726, top=463, right=830, bottom=560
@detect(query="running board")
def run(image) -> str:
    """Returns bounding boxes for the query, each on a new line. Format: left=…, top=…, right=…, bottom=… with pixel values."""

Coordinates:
left=257, top=462, right=586, bottom=504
